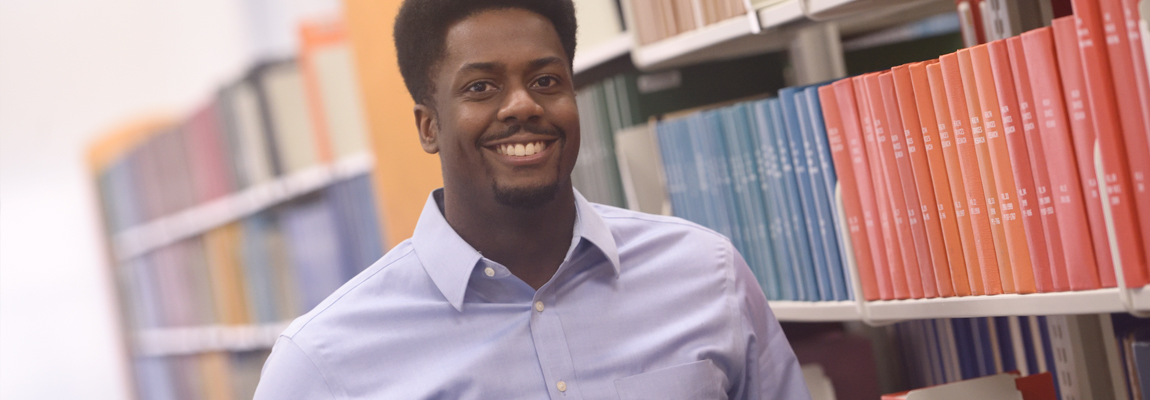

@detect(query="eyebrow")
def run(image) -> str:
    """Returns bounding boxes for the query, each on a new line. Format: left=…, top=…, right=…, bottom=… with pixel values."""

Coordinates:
left=527, top=56, right=564, bottom=71
left=456, top=56, right=565, bottom=75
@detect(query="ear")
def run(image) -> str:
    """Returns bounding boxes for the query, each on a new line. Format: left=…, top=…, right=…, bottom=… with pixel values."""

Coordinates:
left=414, top=104, right=439, bottom=154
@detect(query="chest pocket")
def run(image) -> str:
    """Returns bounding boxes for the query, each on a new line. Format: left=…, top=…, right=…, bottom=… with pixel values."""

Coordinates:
left=614, top=359, right=728, bottom=400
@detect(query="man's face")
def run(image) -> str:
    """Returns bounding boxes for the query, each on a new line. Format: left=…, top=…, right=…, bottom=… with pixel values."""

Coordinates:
left=422, top=8, right=580, bottom=209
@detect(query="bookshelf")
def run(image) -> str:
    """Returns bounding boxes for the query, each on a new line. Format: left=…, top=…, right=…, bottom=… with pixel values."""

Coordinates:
left=113, top=153, right=373, bottom=261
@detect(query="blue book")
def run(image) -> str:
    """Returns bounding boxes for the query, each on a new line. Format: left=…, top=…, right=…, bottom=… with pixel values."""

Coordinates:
left=702, top=111, right=743, bottom=253
left=778, top=89, right=825, bottom=300
left=951, top=318, right=977, bottom=380
left=654, top=119, right=687, bottom=221
left=993, top=317, right=1017, bottom=373
left=767, top=99, right=809, bottom=300
left=240, top=214, right=279, bottom=323
left=279, top=197, right=348, bottom=312
left=751, top=100, right=798, bottom=300
left=731, top=103, right=781, bottom=299
left=1017, top=316, right=1041, bottom=377
left=794, top=89, right=844, bottom=301
left=803, top=86, right=850, bottom=301
left=1037, top=316, right=1062, bottom=399
left=717, top=106, right=765, bottom=296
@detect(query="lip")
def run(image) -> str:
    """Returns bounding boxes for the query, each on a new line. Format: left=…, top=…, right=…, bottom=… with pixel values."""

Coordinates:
left=484, top=137, right=558, bottom=167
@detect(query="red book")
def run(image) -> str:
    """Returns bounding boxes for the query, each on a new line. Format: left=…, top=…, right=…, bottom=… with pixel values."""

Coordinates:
left=1006, top=36, right=1066, bottom=293
left=880, top=72, right=937, bottom=298
left=1051, top=18, right=1111, bottom=289
left=834, top=80, right=896, bottom=300
left=1067, top=1, right=1147, bottom=286
left=866, top=73, right=925, bottom=298
left=980, top=41, right=1041, bottom=294
left=855, top=76, right=911, bottom=299
left=910, top=63, right=973, bottom=296
left=1100, top=0, right=1150, bottom=286
left=941, top=52, right=1004, bottom=295
left=819, top=85, right=881, bottom=301
left=960, top=49, right=1015, bottom=293
left=1123, top=0, right=1150, bottom=159
left=893, top=65, right=957, bottom=297
left=926, top=63, right=983, bottom=296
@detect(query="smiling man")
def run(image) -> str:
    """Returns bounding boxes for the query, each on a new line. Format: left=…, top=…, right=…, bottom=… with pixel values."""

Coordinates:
left=253, top=1, right=809, bottom=399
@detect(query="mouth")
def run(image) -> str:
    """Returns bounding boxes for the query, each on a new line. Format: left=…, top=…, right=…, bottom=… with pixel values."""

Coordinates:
left=484, top=137, right=559, bottom=166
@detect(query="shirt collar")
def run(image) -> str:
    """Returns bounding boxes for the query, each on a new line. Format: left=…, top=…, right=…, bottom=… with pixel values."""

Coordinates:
left=412, top=188, right=621, bottom=312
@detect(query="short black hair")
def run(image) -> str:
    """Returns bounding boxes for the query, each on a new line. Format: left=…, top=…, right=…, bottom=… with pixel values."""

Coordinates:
left=394, top=0, right=577, bottom=106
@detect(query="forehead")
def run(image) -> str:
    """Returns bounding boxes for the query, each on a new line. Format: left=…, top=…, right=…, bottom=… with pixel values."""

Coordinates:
left=440, top=8, right=567, bottom=73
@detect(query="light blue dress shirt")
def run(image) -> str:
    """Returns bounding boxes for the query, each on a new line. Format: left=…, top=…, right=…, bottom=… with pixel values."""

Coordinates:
left=254, top=189, right=810, bottom=399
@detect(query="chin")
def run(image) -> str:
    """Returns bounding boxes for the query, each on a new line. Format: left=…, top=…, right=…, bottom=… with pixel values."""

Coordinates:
left=492, top=179, right=564, bottom=209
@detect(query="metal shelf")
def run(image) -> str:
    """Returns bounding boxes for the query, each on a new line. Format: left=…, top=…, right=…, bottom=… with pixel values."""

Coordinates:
left=113, top=153, right=374, bottom=261
left=134, top=321, right=290, bottom=357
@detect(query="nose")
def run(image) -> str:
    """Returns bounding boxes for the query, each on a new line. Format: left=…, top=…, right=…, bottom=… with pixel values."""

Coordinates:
left=496, top=83, right=544, bottom=123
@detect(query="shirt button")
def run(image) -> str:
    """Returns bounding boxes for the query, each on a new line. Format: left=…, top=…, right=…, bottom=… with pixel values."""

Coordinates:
left=556, top=381, right=567, bottom=392
left=484, top=267, right=495, bottom=277
left=534, top=301, right=545, bottom=312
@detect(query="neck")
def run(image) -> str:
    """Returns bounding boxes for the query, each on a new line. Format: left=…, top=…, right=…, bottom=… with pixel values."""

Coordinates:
left=442, top=186, right=577, bottom=290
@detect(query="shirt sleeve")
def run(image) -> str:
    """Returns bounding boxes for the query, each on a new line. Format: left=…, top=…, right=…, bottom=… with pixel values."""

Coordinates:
left=253, top=336, right=338, bottom=400
left=729, top=244, right=812, bottom=400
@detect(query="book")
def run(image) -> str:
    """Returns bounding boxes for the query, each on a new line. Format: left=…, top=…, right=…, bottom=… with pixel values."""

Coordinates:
left=892, top=65, right=955, bottom=297
left=970, top=43, right=1037, bottom=294
left=819, top=85, right=881, bottom=301
left=833, top=80, right=896, bottom=300
left=1069, top=0, right=1149, bottom=288
left=909, top=63, right=972, bottom=297
left=939, top=53, right=1003, bottom=295
left=1051, top=16, right=1112, bottom=290
left=1005, top=36, right=1066, bottom=293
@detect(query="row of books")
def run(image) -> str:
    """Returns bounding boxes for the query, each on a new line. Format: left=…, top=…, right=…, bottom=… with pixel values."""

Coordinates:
left=654, top=90, right=852, bottom=302
left=121, top=175, right=383, bottom=330
left=890, top=313, right=1150, bottom=400
left=821, top=0, right=1150, bottom=301
left=626, top=0, right=750, bottom=45
left=134, top=350, right=267, bottom=400
left=94, top=18, right=369, bottom=234
left=571, top=74, right=642, bottom=208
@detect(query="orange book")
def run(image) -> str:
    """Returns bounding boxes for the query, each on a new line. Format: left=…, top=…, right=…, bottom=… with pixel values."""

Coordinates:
left=893, top=65, right=957, bottom=297
left=1098, top=0, right=1150, bottom=287
left=940, top=53, right=1003, bottom=295
left=973, top=43, right=1038, bottom=294
left=910, top=63, right=973, bottom=296
left=958, top=49, right=1014, bottom=293
left=834, top=80, right=896, bottom=300
left=868, top=73, right=928, bottom=298
left=819, top=85, right=881, bottom=301
left=298, top=18, right=344, bottom=164
left=1070, top=2, right=1148, bottom=287
left=881, top=72, right=939, bottom=298
left=856, top=75, right=913, bottom=299
left=1050, top=18, right=1110, bottom=289
left=1005, top=36, right=1066, bottom=292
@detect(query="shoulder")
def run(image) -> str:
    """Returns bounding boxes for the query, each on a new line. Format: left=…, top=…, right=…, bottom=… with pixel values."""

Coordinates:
left=591, top=203, right=731, bottom=248
left=279, top=239, right=431, bottom=339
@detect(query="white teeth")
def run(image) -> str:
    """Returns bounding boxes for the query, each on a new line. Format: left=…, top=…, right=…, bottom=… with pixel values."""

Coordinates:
left=497, top=141, right=548, bottom=157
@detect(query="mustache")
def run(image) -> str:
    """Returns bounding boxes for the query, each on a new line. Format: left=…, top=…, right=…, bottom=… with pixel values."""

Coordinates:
left=482, top=123, right=565, bottom=144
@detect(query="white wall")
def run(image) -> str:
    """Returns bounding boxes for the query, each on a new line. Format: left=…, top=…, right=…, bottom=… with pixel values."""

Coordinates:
left=0, top=0, right=337, bottom=398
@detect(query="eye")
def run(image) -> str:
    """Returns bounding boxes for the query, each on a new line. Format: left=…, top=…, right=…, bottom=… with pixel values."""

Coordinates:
left=532, top=75, right=559, bottom=89
left=466, top=81, right=494, bottom=93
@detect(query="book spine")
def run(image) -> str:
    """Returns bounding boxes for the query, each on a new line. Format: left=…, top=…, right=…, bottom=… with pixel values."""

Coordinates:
left=819, top=86, right=881, bottom=301
left=978, top=42, right=1040, bottom=294
left=867, top=74, right=926, bottom=298
left=927, top=63, right=985, bottom=296
left=1005, top=36, right=1066, bottom=293
left=805, top=87, right=851, bottom=300
left=911, top=63, right=973, bottom=297
left=940, top=53, right=1003, bottom=295
left=856, top=75, right=913, bottom=299
left=836, top=80, right=897, bottom=300
left=893, top=65, right=956, bottom=297
left=1052, top=16, right=1114, bottom=289
left=1070, top=0, right=1149, bottom=287
left=881, top=73, right=939, bottom=298
left=1123, top=0, right=1150, bottom=170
